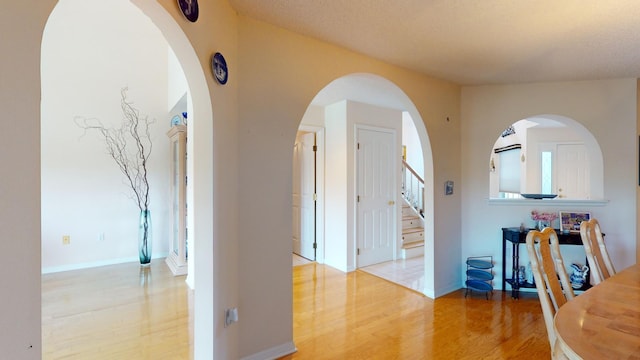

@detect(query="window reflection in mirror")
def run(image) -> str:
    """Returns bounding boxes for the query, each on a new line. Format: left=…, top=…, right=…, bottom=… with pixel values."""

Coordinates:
left=489, top=116, right=602, bottom=200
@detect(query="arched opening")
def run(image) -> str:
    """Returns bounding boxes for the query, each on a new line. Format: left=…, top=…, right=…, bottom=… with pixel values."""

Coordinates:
left=292, top=73, right=436, bottom=296
left=41, top=0, right=187, bottom=272
left=489, top=114, right=604, bottom=200
left=40, top=0, right=214, bottom=357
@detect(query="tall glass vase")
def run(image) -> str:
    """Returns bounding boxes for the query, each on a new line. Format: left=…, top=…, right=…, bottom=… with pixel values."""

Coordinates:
left=138, top=210, right=152, bottom=265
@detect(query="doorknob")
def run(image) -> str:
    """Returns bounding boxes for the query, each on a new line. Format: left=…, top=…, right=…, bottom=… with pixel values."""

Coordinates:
left=388, top=200, right=395, bottom=205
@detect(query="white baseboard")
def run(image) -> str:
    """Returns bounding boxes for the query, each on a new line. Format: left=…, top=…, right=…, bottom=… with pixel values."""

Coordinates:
left=240, top=341, right=296, bottom=360
left=41, top=252, right=169, bottom=274
left=434, top=283, right=463, bottom=298
left=165, top=254, right=188, bottom=276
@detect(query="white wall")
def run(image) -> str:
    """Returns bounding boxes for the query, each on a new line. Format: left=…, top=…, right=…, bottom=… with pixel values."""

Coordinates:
left=300, top=104, right=325, bottom=127
left=168, top=46, right=188, bottom=112
left=462, top=79, right=637, bottom=290
left=324, top=101, right=349, bottom=271
left=402, top=111, right=424, bottom=176
left=41, top=0, right=173, bottom=271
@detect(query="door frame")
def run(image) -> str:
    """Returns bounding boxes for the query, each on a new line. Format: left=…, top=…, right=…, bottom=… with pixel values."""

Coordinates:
left=298, top=125, right=325, bottom=264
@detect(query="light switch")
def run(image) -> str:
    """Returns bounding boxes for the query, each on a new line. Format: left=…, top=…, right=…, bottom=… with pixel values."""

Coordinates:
left=225, top=307, right=238, bottom=327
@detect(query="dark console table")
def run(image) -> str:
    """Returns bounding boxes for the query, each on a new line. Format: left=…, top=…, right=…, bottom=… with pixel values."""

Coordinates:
left=502, top=227, right=591, bottom=299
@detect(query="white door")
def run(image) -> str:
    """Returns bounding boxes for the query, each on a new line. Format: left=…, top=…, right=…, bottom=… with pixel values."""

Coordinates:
left=556, top=143, right=590, bottom=199
left=292, top=132, right=316, bottom=260
left=357, top=127, right=396, bottom=267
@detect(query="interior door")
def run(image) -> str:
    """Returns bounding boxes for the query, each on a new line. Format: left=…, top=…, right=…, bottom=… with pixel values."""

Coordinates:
left=292, top=137, right=302, bottom=255
left=292, top=131, right=316, bottom=260
left=556, top=143, right=590, bottom=199
left=357, top=126, right=396, bottom=267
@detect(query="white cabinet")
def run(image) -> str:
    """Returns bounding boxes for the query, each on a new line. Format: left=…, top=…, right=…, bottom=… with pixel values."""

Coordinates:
left=165, top=125, right=188, bottom=276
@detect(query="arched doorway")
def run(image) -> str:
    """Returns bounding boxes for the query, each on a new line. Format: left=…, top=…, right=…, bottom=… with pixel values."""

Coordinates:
left=39, top=0, right=215, bottom=357
left=293, top=73, right=436, bottom=296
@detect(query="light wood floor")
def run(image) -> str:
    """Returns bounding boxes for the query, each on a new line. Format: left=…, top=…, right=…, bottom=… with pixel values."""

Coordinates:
left=284, top=263, right=550, bottom=359
left=43, top=259, right=549, bottom=359
left=42, top=260, right=193, bottom=359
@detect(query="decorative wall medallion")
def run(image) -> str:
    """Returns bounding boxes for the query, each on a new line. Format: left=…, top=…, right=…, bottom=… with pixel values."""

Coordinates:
left=212, top=52, right=228, bottom=85
left=178, top=0, right=199, bottom=22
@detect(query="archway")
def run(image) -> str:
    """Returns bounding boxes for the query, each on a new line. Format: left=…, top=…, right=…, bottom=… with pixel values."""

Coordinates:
left=294, top=73, right=436, bottom=296
left=489, top=114, right=604, bottom=200
left=40, top=0, right=215, bottom=357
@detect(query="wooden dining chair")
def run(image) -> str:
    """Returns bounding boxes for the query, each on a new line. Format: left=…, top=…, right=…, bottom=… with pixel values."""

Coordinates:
left=580, top=218, right=616, bottom=284
left=526, top=227, right=575, bottom=359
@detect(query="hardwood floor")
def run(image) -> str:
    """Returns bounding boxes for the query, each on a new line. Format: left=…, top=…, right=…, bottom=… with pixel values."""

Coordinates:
left=42, top=261, right=193, bottom=359
left=284, top=263, right=550, bottom=359
left=43, top=259, right=549, bottom=359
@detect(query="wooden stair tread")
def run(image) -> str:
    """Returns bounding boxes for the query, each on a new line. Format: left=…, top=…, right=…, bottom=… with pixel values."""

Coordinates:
left=402, top=216, right=422, bottom=223
left=402, top=240, right=424, bottom=249
left=402, top=227, right=423, bottom=234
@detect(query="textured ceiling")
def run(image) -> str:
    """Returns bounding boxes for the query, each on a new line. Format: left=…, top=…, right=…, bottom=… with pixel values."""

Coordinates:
left=228, top=0, right=640, bottom=85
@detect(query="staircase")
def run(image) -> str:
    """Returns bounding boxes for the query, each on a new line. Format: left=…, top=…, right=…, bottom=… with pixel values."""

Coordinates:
left=401, top=159, right=424, bottom=259
left=401, top=196, right=424, bottom=259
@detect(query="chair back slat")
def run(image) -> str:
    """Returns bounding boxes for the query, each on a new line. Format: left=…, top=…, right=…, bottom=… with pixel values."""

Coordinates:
left=526, top=227, right=575, bottom=354
left=539, top=238, right=568, bottom=309
left=580, top=218, right=616, bottom=284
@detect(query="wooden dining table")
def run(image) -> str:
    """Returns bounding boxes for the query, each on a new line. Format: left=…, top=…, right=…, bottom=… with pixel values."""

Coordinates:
left=554, top=263, right=640, bottom=359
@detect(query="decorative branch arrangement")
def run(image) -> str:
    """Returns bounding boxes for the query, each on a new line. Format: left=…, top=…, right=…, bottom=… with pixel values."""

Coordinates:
left=75, top=88, right=154, bottom=213
left=76, top=88, right=155, bottom=263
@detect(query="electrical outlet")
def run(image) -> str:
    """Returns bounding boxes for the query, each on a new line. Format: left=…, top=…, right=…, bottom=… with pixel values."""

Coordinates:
left=62, top=235, right=70, bottom=245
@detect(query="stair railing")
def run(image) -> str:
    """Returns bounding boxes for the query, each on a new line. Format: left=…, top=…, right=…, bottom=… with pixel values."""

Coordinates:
left=402, top=159, right=424, bottom=217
